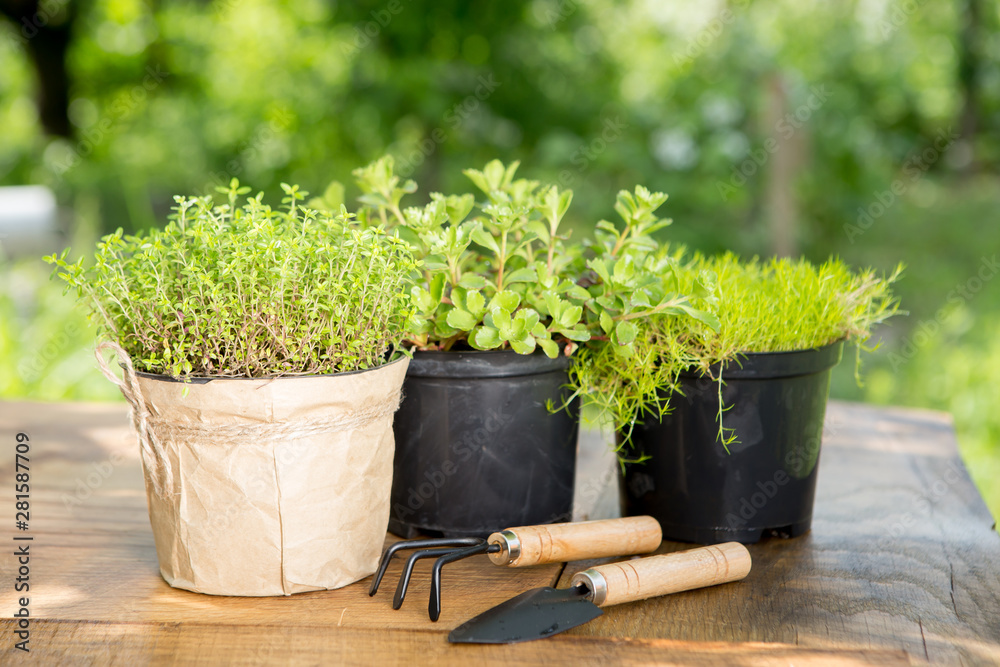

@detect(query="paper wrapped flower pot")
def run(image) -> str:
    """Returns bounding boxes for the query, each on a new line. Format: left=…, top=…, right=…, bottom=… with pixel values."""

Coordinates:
left=99, top=343, right=409, bottom=596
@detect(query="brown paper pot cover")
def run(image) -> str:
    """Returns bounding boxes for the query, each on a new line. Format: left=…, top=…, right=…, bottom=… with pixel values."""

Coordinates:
left=133, top=356, right=409, bottom=596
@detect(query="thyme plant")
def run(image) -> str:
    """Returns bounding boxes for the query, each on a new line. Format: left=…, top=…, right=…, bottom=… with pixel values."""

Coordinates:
left=47, top=180, right=417, bottom=378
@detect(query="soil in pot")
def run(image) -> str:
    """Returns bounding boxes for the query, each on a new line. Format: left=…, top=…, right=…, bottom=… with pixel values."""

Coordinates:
left=620, top=341, right=843, bottom=544
left=390, top=349, right=580, bottom=538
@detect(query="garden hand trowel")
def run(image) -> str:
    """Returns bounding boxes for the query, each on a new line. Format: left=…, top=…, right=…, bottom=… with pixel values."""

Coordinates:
left=448, top=542, right=751, bottom=644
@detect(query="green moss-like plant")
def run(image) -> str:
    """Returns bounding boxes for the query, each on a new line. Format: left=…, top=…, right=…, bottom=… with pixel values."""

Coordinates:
left=663, top=252, right=903, bottom=367
left=573, top=251, right=902, bottom=451
left=46, top=180, right=417, bottom=378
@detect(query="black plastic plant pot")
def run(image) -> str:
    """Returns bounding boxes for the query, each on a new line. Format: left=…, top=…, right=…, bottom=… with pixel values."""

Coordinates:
left=389, top=349, right=580, bottom=538
left=620, top=341, right=844, bottom=545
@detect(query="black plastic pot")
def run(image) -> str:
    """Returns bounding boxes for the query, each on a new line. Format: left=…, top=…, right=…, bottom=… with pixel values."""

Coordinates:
left=620, top=341, right=844, bottom=544
left=389, top=349, right=579, bottom=538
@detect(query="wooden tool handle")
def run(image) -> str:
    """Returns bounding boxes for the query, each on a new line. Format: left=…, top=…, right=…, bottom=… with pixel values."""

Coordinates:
left=487, top=516, right=662, bottom=567
left=570, top=542, right=751, bottom=607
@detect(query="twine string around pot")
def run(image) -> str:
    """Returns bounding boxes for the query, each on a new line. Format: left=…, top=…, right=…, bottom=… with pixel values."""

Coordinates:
left=95, top=341, right=173, bottom=497
left=95, top=342, right=405, bottom=497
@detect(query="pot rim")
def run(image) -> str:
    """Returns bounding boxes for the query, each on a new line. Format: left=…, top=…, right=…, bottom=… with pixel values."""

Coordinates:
left=133, top=352, right=409, bottom=385
left=682, top=339, right=845, bottom=380
left=405, top=347, right=572, bottom=379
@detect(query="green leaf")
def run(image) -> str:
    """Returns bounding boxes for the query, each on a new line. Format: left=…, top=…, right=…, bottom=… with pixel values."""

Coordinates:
left=484, top=160, right=506, bottom=190
left=466, top=290, right=486, bottom=317
left=411, top=286, right=435, bottom=313
left=566, top=285, right=591, bottom=302
left=596, top=219, right=618, bottom=233
left=458, top=274, right=488, bottom=290
left=451, top=286, right=468, bottom=312
left=358, top=192, right=390, bottom=208
left=538, top=337, right=559, bottom=359
left=614, top=320, right=637, bottom=345
left=446, top=309, right=480, bottom=330
left=558, top=304, right=583, bottom=329
left=470, top=326, right=502, bottom=350
left=559, top=325, right=591, bottom=342
left=471, top=227, right=500, bottom=254
left=672, top=304, right=722, bottom=332
left=429, top=272, right=446, bottom=305
left=509, top=335, right=536, bottom=355
left=463, top=169, right=490, bottom=194
left=491, top=306, right=513, bottom=337
left=513, top=309, right=540, bottom=337
left=505, top=267, right=537, bottom=284
left=557, top=189, right=573, bottom=218
left=491, top=290, right=521, bottom=313
left=600, top=310, right=614, bottom=334
left=525, top=220, right=550, bottom=245
left=588, top=258, right=611, bottom=284
left=596, top=294, right=619, bottom=311
left=613, top=341, right=635, bottom=358
left=612, top=257, right=635, bottom=282
left=434, top=318, right=459, bottom=338
left=629, top=291, right=651, bottom=308
left=408, top=314, right=432, bottom=335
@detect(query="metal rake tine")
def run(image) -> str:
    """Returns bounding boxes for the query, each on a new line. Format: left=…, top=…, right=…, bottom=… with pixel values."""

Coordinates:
left=369, top=537, right=481, bottom=596
left=428, top=542, right=502, bottom=622
left=392, top=547, right=466, bottom=610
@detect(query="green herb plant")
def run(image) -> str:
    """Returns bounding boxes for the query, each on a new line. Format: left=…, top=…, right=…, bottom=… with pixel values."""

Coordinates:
left=46, top=180, right=417, bottom=378
left=346, top=156, right=718, bottom=363
left=581, top=251, right=902, bottom=454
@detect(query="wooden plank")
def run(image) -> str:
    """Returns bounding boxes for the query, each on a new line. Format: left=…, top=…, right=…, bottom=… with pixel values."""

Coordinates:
left=1, top=399, right=998, bottom=664
left=0, top=401, right=564, bottom=630
left=0, top=620, right=913, bottom=666
left=557, top=402, right=1000, bottom=666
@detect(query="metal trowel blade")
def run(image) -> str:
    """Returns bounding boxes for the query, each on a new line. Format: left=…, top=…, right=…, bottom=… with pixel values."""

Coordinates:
left=448, top=584, right=602, bottom=644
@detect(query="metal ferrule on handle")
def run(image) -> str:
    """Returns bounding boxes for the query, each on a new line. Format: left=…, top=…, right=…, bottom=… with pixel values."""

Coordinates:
left=570, top=542, right=751, bottom=607
left=487, top=516, right=662, bottom=567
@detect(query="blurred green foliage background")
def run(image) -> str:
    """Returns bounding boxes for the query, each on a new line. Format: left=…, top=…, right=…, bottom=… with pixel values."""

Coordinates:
left=1, top=0, right=998, bottom=519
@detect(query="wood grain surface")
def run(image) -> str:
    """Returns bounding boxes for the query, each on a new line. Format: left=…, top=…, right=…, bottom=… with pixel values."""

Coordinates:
left=559, top=403, right=1000, bottom=666
left=0, top=399, right=998, bottom=665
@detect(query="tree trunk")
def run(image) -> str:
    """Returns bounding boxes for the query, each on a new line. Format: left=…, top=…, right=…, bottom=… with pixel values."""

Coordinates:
left=762, top=72, right=802, bottom=258
left=957, top=0, right=983, bottom=174
left=0, top=0, right=75, bottom=138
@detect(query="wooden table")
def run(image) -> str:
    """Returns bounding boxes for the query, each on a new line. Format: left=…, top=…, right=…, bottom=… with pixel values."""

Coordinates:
left=1, top=400, right=998, bottom=665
